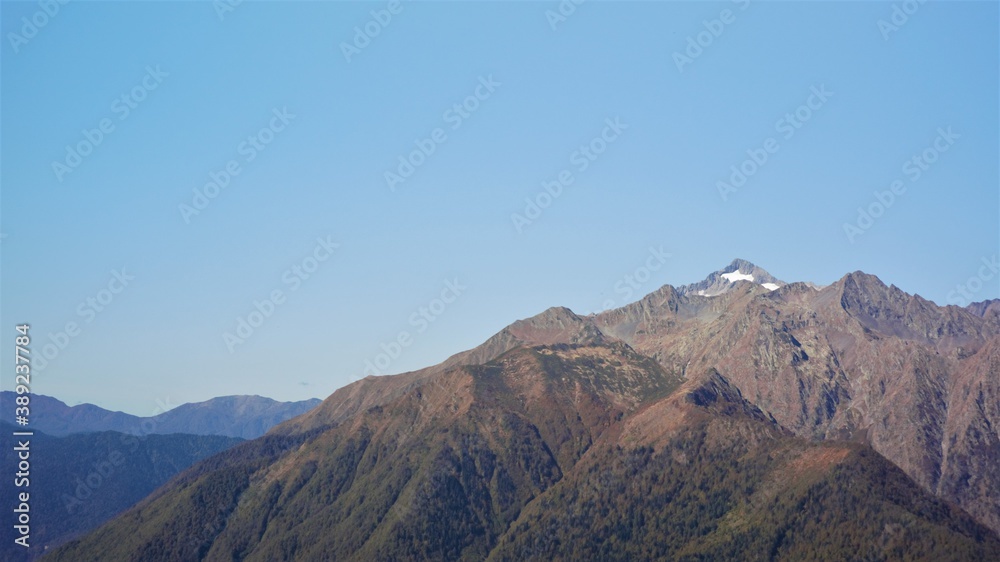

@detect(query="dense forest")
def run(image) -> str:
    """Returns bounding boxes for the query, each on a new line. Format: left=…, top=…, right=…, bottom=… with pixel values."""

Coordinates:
left=1, top=424, right=241, bottom=561
left=44, top=342, right=1000, bottom=561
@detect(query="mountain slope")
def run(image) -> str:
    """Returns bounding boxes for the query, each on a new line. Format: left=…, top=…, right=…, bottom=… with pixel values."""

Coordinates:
left=42, top=261, right=1000, bottom=560
left=489, top=408, right=997, bottom=561
left=594, top=269, right=1000, bottom=533
left=277, top=306, right=607, bottom=435
left=46, top=345, right=1000, bottom=561
left=492, top=443, right=999, bottom=561
left=48, top=341, right=684, bottom=561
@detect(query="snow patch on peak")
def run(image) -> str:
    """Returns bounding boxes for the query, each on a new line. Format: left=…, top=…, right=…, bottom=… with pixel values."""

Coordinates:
left=721, top=270, right=754, bottom=283
left=761, top=283, right=780, bottom=291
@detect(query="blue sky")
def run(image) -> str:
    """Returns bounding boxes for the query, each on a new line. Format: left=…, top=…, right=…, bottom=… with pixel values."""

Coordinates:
left=2, top=1, right=997, bottom=414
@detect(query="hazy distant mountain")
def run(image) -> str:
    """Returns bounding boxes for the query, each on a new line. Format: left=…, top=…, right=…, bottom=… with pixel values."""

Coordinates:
left=46, top=261, right=1000, bottom=561
left=146, top=395, right=323, bottom=439
left=0, top=424, right=241, bottom=561
left=0, top=394, right=321, bottom=439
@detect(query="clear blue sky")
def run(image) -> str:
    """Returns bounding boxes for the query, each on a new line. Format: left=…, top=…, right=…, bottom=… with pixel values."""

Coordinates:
left=2, top=1, right=997, bottom=414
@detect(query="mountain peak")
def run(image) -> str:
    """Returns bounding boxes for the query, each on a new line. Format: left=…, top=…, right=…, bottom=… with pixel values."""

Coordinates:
left=678, top=258, right=785, bottom=297
left=505, top=305, right=606, bottom=346
left=725, top=258, right=761, bottom=273
left=438, top=305, right=606, bottom=371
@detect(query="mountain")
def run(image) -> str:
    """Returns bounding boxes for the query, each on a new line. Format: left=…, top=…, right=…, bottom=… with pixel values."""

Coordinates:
left=0, top=393, right=321, bottom=439
left=45, top=261, right=1000, bottom=561
left=967, top=298, right=1000, bottom=318
left=594, top=267, right=1000, bottom=534
left=146, top=395, right=323, bottom=439
left=0, top=424, right=241, bottom=561
left=677, top=258, right=787, bottom=297
left=2, top=394, right=139, bottom=435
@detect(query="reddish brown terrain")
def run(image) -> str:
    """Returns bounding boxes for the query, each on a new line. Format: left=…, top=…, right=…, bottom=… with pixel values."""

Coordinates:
left=46, top=261, right=1000, bottom=561
left=594, top=266, right=1000, bottom=534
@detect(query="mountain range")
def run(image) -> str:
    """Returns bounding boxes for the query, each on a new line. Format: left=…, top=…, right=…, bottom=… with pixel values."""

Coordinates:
left=44, top=260, right=1000, bottom=561
left=1, top=393, right=321, bottom=439
left=1, top=424, right=242, bottom=561
left=0, top=395, right=320, bottom=560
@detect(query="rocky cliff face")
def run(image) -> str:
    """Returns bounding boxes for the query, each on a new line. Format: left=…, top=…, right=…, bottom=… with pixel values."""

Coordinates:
left=594, top=265, right=1000, bottom=533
